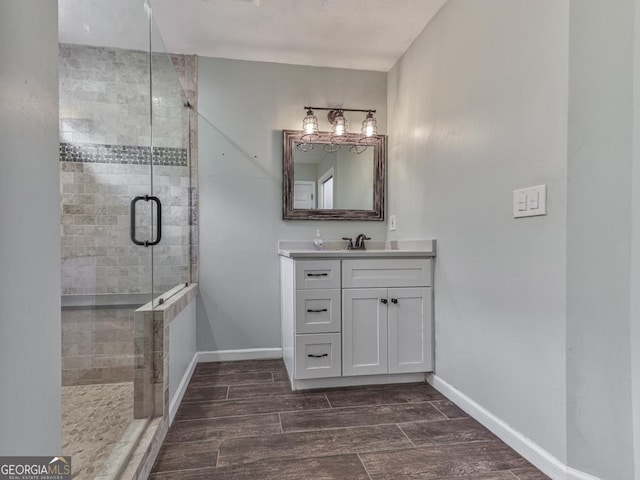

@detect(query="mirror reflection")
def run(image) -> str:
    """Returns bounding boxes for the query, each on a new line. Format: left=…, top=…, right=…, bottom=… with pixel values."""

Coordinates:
left=293, top=145, right=374, bottom=210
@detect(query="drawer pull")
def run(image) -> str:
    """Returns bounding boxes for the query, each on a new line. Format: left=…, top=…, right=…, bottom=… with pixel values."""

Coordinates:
left=307, top=273, right=328, bottom=277
left=307, top=353, right=329, bottom=358
left=307, top=308, right=328, bottom=313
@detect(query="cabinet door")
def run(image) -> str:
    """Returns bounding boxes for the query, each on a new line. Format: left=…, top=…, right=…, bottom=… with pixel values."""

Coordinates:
left=342, top=288, right=388, bottom=376
left=387, top=287, right=432, bottom=374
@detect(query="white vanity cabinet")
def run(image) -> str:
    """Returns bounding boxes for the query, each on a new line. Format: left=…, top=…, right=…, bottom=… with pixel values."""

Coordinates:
left=342, top=258, right=432, bottom=376
left=279, top=240, right=435, bottom=390
left=281, top=259, right=342, bottom=381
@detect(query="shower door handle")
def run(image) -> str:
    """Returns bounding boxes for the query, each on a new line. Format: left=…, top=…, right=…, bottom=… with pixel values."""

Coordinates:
left=147, top=195, right=162, bottom=246
left=130, top=195, right=162, bottom=247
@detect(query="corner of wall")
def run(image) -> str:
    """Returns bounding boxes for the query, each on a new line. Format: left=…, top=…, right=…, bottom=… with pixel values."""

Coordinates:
left=0, top=0, right=61, bottom=455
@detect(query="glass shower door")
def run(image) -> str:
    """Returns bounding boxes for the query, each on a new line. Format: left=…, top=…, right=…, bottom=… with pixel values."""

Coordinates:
left=149, top=14, right=194, bottom=304
left=59, top=1, right=194, bottom=475
left=57, top=0, right=173, bottom=477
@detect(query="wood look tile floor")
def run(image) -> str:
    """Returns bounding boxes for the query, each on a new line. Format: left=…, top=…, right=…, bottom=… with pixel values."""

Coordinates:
left=151, top=359, right=549, bottom=479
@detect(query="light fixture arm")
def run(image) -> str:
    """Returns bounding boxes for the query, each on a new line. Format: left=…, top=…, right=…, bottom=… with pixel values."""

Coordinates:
left=303, top=106, right=376, bottom=114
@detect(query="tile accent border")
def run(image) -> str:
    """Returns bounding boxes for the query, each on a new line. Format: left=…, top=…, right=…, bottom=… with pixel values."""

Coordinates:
left=427, top=374, right=602, bottom=480
left=59, top=142, right=188, bottom=166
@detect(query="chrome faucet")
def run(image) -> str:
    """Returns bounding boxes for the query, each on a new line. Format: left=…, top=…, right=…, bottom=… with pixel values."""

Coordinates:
left=342, top=237, right=354, bottom=250
left=354, top=234, right=371, bottom=250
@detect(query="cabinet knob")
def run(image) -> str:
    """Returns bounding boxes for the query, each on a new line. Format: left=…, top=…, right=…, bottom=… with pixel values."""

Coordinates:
left=380, top=298, right=388, bottom=305
left=391, top=298, right=398, bottom=304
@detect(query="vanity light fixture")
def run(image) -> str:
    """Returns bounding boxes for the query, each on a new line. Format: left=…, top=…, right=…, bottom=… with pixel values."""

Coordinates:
left=301, top=107, right=319, bottom=142
left=348, top=110, right=379, bottom=153
left=328, top=109, right=348, bottom=151
left=298, top=106, right=378, bottom=154
left=361, top=110, right=378, bottom=140
left=328, top=109, right=348, bottom=137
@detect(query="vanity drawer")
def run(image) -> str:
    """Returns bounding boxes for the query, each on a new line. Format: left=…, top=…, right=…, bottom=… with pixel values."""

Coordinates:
left=295, top=289, right=341, bottom=334
left=295, top=260, right=341, bottom=289
left=342, top=259, right=432, bottom=288
left=295, top=333, right=342, bottom=379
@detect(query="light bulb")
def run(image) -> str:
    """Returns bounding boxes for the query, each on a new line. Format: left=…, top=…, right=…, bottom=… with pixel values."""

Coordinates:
left=361, top=111, right=377, bottom=139
left=301, top=108, right=319, bottom=141
left=365, top=123, right=374, bottom=137
left=332, top=111, right=347, bottom=139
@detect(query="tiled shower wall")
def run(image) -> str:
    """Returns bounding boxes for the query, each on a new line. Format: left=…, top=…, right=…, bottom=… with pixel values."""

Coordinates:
left=171, top=53, right=199, bottom=283
left=59, top=44, right=197, bottom=296
left=59, top=44, right=186, bottom=148
left=60, top=161, right=190, bottom=295
left=59, top=44, right=198, bottom=385
left=62, top=306, right=135, bottom=385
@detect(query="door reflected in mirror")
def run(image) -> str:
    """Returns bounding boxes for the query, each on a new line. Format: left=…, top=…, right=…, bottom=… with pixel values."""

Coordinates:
left=318, top=169, right=334, bottom=209
left=283, top=130, right=386, bottom=221
left=293, top=146, right=373, bottom=211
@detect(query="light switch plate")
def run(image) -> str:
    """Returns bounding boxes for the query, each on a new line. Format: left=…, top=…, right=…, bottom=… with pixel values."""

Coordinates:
left=513, top=185, right=547, bottom=218
left=389, top=214, right=397, bottom=231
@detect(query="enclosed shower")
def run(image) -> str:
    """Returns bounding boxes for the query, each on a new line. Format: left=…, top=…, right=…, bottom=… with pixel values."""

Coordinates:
left=58, top=1, right=197, bottom=477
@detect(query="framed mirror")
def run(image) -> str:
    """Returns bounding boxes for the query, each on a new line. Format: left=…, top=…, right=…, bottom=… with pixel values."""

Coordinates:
left=282, top=130, right=386, bottom=220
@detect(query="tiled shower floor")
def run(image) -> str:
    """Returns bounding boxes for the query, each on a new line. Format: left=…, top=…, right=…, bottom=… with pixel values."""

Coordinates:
left=62, top=382, right=134, bottom=479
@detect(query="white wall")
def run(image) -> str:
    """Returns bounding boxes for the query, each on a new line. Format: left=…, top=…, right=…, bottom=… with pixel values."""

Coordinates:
left=336, top=148, right=374, bottom=210
left=169, top=298, right=197, bottom=413
left=293, top=163, right=318, bottom=183
left=0, top=0, right=61, bottom=455
left=387, top=0, right=569, bottom=463
left=567, top=1, right=636, bottom=478
left=633, top=3, right=640, bottom=476
left=197, top=58, right=387, bottom=351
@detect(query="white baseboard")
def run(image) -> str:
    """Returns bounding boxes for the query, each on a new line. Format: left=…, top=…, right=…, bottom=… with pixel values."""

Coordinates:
left=427, top=374, right=601, bottom=480
left=169, top=352, right=198, bottom=424
left=196, top=348, right=283, bottom=363
left=565, top=468, right=601, bottom=480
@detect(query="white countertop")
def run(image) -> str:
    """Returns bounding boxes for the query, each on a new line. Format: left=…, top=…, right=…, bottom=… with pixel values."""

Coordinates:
left=278, top=239, right=436, bottom=258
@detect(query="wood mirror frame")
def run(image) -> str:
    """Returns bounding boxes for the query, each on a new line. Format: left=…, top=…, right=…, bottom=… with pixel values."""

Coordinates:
left=282, top=130, right=386, bottom=221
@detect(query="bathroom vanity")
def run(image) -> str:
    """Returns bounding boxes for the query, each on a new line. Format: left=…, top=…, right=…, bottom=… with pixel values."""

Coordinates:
left=279, top=240, right=436, bottom=390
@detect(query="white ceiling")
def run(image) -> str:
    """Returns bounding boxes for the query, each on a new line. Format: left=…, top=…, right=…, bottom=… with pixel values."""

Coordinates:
left=59, top=0, right=447, bottom=72
left=149, top=0, right=447, bottom=71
